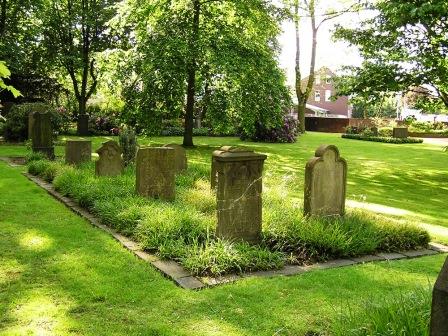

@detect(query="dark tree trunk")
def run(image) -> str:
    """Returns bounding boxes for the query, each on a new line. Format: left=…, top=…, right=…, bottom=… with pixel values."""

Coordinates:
left=0, top=0, right=6, bottom=37
left=183, top=0, right=200, bottom=147
left=77, top=98, right=89, bottom=135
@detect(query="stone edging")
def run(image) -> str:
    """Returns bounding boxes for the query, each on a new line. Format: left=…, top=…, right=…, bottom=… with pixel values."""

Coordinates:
left=16, top=168, right=448, bottom=290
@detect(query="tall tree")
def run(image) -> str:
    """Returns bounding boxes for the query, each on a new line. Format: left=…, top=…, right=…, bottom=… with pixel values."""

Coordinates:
left=125, top=0, right=290, bottom=146
left=284, top=0, right=359, bottom=133
left=42, top=0, right=119, bottom=134
left=334, top=0, right=448, bottom=110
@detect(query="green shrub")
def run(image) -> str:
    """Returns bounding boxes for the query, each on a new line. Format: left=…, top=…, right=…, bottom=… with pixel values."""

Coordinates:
left=330, top=287, right=431, bottom=336
left=119, top=126, right=138, bottom=166
left=378, top=127, right=393, bottom=137
left=342, top=134, right=423, bottom=144
left=3, top=103, right=68, bottom=141
left=25, top=151, right=47, bottom=163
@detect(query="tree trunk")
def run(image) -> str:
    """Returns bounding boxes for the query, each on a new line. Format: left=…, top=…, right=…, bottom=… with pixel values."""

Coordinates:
left=183, top=0, right=200, bottom=147
left=77, top=97, right=89, bottom=135
left=0, top=0, right=6, bottom=37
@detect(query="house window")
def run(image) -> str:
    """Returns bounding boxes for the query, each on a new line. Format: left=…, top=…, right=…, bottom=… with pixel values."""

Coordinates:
left=316, top=76, right=321, bottom=85
left=315, top=91, right=321, bottom=102
left=326, top=76, right=332, bottom=84
left=325, top=90, right=332, bottom=102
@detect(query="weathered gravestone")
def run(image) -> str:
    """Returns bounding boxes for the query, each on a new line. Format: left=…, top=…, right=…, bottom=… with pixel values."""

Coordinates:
left=430, top=256, right=448, bottom=336
left=29, top=112, right=55, bottom=159
left=135, top=147, right=175, bottom=201
left=393, top=127, right=409, bottom=138
left=213, top=146, right=267, bottom=243
left=77, top=114, right=89, bottom=136
left=163, top=143, right=187, bottom=173
left=65, top=140, right=92, bottom=165
left=304, top=145, right=347, bottom=217
left=95, top=140, right=123, bottom=177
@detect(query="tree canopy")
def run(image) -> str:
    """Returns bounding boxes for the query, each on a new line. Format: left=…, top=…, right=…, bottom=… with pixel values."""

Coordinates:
left=334, top=0, right=448, bottom=111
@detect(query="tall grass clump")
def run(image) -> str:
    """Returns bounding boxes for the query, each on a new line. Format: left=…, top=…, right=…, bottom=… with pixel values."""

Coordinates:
left=330, top=287, right=431, bottom=336
left=27, top=159, right=430, bottom=276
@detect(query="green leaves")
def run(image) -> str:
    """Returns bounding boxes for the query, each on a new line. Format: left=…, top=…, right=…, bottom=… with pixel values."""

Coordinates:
left=0, top=61, right=21, bottom=98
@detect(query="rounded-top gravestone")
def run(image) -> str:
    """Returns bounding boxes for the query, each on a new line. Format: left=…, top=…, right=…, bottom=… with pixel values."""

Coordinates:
left=304, top=145, right=347, bottom=217
left=95, top=140, right=123, bottom=177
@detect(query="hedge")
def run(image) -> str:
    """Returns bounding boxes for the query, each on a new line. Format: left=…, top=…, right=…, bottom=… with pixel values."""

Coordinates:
left=341, top=134, right=424, bottom=144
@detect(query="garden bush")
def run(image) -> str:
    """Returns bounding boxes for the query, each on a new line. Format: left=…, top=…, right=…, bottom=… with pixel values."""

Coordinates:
left=3, top=103, right=69, bottom=141
left=27, top=158, right=430, bottom=276
left=87, top=105, right=120, bottom=135
left=342, top=134, right=423, bottom=144
left=242, top=115, right=299, bottom=143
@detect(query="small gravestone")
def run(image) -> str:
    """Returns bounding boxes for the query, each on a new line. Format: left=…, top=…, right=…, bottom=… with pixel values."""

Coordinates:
left=430, top=256, right=448, bottom=335
left=304, top=145, right=347, bottom=216
left=95, top=140, right=123, bottom=177
left=163, top=143, right=187, bottom=173
left=214, top=146, right=267, bottom=243
left=136, top=147, right=175, bottom=201
left=29, top=112, right=54, bottom=159
left=393, top=127, right=408, bottom=138
left=65, top=140, right=92, bottom=165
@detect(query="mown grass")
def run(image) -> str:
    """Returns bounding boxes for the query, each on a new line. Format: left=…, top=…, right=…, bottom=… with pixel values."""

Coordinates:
left=27, top=156, right=429, bottom=276
left=1, top=161, right=446, bottom=335
left=331, top=287, right=432, bottom=336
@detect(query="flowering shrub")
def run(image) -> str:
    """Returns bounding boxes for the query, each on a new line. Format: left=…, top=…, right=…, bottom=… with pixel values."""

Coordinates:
left=242, top=116, right=299, bottom=143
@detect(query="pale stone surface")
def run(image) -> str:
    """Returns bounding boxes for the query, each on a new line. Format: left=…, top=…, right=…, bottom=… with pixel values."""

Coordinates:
left=430, top=256, right=448, bottom=336
left=29, top=112, right=54, bottom=159
left=95, top=140, right=123, bottom=177
left=393, top=127, right=409, bottom=138
left=135, top=147, right=175, bottom=200
left=65, top=140, right=92, bottom=165
left=214, top=146, right=267, bottom=243
left=163, top=143, right=187, bottom=173
left=304, top=145, right=347, bottom=216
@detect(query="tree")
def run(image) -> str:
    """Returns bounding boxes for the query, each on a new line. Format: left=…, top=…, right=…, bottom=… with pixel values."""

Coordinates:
left=0, top=61, right=21, bottom=99
left=284, top=0, right=359, bottom=133
left=334, top=0, right=448, bottom=111
left=41, top=0, right=120, bottom=135
left=124, top=0, right=290, bottom=146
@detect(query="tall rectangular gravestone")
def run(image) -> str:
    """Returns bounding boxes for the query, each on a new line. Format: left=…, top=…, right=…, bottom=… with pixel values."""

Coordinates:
left=393, top=127, right=408, bottom=138
left=95, top=140, right=123, bottom=177
left=65, top=140, right=92, bottom=165
left=136, top=147, right=175, bottom=201
left=29, top=111, right=55, bottom=159
left=214, top=146, right=266, bottom=244
left=430, top=256, right=448, bottom=336
left=304, top=145, right=347, bottom=216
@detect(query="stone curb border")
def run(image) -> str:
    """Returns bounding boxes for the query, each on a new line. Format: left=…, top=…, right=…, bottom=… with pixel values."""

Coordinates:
left=5, top=159, right=446, bottom=289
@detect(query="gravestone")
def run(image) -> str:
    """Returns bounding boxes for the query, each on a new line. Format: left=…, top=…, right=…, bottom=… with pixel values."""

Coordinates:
left=29, top=112, right=55, bottom=159
left=304, top=145, right=347, bottom=216
left=213, top=146, right=267, bottom=243
left=95, top=140, right=123, bottom=177
left=430, top=256, right=448, bottom=336
left=163, top=143, right=187, bottom=173
left=135, top=147, right=175, bottom=201
left=65, top=140, right=92, bottom=165
left=393, top=127, right=408, bottom=138
left=77, top=114, right=89, bottom=136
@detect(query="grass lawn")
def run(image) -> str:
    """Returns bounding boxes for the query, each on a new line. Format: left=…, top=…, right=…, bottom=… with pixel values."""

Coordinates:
left=0, top=160, right=446, bottom=335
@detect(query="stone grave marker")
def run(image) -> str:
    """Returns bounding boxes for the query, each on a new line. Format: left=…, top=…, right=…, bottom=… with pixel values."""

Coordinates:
left=65, top=140, right=92, bottom=165
left=29, top=111, right=55, bottom=159
left=213, top=146, right=267, bottom=243
left=393, top=127, right=408, bottom=138
left=430, top=256, right=448, bottom=335
left=304, top=145, right=347, bottom=216
left=95, top=140, right=124, bottom=177
left=163, top=143, right=187, bottom=173
left=135, top=147, right=175, bottom=201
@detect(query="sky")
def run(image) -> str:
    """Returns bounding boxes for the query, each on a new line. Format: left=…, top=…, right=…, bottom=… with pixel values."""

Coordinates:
left=277, top=9, right=365, bottom=86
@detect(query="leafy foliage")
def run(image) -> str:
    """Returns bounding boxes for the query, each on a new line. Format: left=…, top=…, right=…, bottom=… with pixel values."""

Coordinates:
left=241, top=115, right=299, bottom=143
left=342, top=134, right=424, bottom=144
left=0, top=62, right=21, bottom=98
left=119, top=125, right=138, bottom=166
left=334, top=0, right=448, bottom=110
